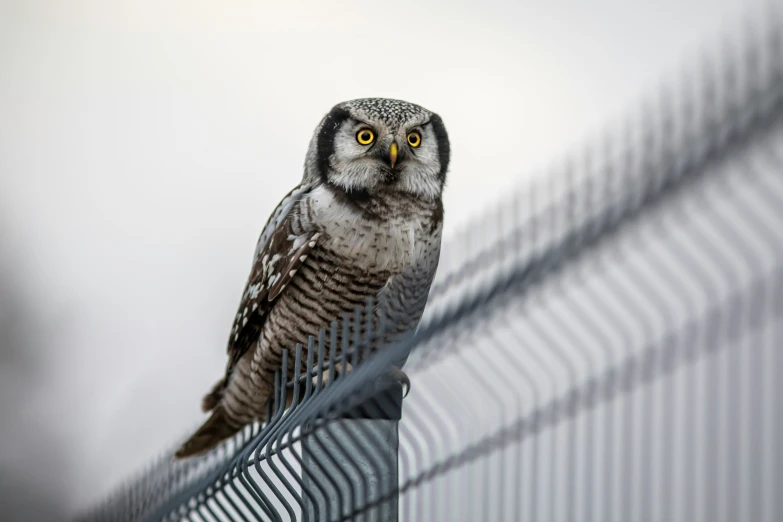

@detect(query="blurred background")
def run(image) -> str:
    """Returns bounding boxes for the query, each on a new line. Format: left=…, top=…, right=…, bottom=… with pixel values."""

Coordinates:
left=0, top=0, right=759, bottom=518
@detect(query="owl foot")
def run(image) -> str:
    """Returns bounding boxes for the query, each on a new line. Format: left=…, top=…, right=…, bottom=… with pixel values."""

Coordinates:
left=311, top=361, right=409, bottom=398
left=388, top=366, right=410, bottom=398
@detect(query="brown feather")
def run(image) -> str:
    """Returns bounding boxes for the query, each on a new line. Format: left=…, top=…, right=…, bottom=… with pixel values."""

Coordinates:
left=220, top=219, right=319, bottom=393
left=200, top=378, right=224, bottom=412
left=173, top=407, right=238, bottom=460
left=179, top=189, right=319, bottom=457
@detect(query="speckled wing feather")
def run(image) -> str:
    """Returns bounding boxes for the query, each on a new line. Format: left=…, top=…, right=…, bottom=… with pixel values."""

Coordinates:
left=201, top=184, right=316, bottom=412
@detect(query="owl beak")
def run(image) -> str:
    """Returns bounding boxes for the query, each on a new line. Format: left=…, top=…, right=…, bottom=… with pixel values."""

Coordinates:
left=389, top=141, right=398, bottom=168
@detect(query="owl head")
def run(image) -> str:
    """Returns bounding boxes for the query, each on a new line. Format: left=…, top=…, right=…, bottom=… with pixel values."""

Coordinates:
left=304, top=98, right=450, bottom=201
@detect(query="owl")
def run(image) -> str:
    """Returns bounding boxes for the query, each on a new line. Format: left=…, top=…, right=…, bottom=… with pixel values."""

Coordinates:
left=174, top=98, right=450, bottom=459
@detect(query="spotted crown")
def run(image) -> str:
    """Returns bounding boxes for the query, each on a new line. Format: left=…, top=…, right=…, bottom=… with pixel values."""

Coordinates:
left=341, top=98, right=430, bottom=126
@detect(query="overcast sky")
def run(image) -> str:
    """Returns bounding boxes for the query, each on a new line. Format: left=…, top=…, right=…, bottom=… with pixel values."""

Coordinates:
left=0, top=0, right=760, bottom=515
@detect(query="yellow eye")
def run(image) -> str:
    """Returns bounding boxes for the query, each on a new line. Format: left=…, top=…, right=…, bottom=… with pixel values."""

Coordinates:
left=407, top=131, right=422, bottom=148
left=356, top=129, right=374, bottom=145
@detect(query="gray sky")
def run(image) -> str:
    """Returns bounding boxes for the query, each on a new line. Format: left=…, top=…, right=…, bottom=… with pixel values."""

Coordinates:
left=0, top=0, right=757, bottom=515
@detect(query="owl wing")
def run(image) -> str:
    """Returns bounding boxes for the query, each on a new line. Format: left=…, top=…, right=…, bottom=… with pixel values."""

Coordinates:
left=202, top=184, right=318, bottom=412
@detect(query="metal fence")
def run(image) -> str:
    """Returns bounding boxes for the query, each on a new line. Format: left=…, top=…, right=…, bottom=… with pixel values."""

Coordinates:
left=79, top=9, right=783, bottom=522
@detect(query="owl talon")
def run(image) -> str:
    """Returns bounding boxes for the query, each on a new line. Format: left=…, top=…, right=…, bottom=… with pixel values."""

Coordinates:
left=388, top=367, right=410, bottom=397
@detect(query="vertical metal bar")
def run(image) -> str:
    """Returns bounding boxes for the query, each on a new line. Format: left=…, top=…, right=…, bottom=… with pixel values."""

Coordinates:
left=301, top=330, right=345, bottom=521
left=301, top=305, right=402, bottom=522
left=301, top=394, right=401, bottom=522
left=773, top=272, right=782, bottom=522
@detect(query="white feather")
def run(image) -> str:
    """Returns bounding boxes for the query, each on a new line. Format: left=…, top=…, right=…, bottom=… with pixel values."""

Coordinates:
left=307, top=185, right=428, bottom=271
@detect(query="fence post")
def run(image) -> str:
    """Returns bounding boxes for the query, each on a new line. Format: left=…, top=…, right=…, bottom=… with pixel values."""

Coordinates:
left=302, top=383, right=403, bottom=522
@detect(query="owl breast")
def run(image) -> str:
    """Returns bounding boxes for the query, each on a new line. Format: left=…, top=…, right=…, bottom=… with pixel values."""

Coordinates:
left=244, top=244, right=389, bottom=401
left=305, top=184, right=437, bottom=272
left=227, top=184, right=442, bottom=419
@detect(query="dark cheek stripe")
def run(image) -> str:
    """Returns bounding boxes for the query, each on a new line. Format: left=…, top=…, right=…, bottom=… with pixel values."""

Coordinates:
left=429, top=113, right=451, bottom=181
left=316, top=106, right=351, bottom=183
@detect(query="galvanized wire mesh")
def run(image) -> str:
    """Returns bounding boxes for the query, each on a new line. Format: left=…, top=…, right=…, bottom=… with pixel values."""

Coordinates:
left=78, top=9, right=783, bottom=522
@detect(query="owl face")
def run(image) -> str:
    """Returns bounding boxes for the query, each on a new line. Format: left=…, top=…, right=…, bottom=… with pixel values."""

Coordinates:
left=306, top=98, right=450, bottom=201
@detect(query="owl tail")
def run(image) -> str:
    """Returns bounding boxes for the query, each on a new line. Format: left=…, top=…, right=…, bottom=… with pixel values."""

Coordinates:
left=173, top=406, right=239, bottom=460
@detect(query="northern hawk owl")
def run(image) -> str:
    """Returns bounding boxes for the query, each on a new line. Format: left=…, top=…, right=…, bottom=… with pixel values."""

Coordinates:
left=175, top=98, right=450, bottom=458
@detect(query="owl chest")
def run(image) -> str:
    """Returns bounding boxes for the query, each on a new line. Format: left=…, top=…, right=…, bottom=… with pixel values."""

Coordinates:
left=318, top=219, right=421, bottom=273
left=253, top=249, right=391, bottom=370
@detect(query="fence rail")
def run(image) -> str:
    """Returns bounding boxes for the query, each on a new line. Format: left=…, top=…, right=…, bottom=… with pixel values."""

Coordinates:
left=78, top=8, right=783, bottom=522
